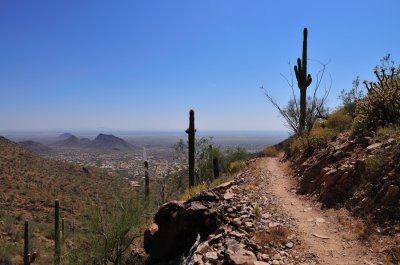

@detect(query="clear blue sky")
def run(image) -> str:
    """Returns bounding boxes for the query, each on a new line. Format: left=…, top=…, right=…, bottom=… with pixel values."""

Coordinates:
left=1, top=0, right=399, bottom=131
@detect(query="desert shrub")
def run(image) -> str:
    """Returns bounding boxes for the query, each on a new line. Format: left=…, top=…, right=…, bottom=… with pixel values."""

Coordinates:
left=228, top=160, right=246, bottom=174
left=66, top=193, right=144, bottom=265
left=374, top=125, right=400, bottom=141
left=338, top=76, right=364, bottom=117
left=287, top=126, right=335, bottom=157
left=287, top=136, right=303, bottom=156
left=225, top=147, right=248, bottom=167
left=325, top=108, right=353, bottom=132
left=0, top=240, right=16, bottom=264
left=352, top=67, right=400, bottom=137
left=365, top=153, right=387, bottom=176
left=263, top=146, right=279, bottom=157
left=307, top=126, right=336, bottom=148
left=174, top=138, right=248, bottom=184
left=252, top=204, right=262, bottom=219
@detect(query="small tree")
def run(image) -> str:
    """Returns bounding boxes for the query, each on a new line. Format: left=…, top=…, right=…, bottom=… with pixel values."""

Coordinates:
left=338, top=76, right=364, bottom=117
left=69, top=194, right=144, bottom=265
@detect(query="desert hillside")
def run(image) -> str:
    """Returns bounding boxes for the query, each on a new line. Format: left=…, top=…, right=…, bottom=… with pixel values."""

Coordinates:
left=0, top=136, right=128, bottom=263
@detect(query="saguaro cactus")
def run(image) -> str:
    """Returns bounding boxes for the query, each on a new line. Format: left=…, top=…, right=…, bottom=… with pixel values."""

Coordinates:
left=213, top=157, right=219, bottom=179
left=24, top=221, right=37, bottom=265
left=54, top=200, right=61, bottom=265
left=144, top=161, right=150, bottom=198
left=209, top=145, right=219, bottom=179
left=294, top=27, right=312, bottom=133
left=185, top=109, right=196, bottom=187
left=61, top=218, right=65, bottom=240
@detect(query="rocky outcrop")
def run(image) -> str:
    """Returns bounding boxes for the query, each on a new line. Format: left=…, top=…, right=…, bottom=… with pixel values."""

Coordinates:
left=144, top=194, right=220, bottom=263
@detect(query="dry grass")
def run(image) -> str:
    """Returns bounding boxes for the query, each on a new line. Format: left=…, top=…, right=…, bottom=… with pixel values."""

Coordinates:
left=263, top=146, right=279, bottom=157
left=179, top=173, right=235, bottom=201
left=253, top=226, right=290, bottom=247
left=325, top=108, right=353, bottom=131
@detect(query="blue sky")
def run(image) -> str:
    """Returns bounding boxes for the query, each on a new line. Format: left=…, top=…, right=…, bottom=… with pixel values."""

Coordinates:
left=1, top=0, right=399, bottom=131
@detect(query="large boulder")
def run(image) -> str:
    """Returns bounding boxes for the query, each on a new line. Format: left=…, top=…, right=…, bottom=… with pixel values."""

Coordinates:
left=144, top=194, right=220, bottom=264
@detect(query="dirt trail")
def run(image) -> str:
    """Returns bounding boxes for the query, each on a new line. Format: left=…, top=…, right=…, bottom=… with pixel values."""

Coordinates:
left=255, top=157, right=384, bottom=265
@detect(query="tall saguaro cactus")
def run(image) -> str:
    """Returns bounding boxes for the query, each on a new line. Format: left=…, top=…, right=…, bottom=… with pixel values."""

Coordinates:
left=213, top=157, right=219, bottom=179
left=54, top=200, right=61, bottom=265
left=185, top=109, right=196, bottom=187
left=144, top=160, right=150, bottom=198
left=209, top=145, right=219, bottom=179
left=24, top=221, right=37, bottom=265
left=294, top=27, right=312, bottom=133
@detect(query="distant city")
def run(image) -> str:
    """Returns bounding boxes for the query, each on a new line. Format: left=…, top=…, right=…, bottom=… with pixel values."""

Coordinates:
left=2, top=130, right=288, bottom=187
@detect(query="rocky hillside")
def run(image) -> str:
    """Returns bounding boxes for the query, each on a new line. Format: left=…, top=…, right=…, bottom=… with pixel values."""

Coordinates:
left=290, top=131, right=400, bottom=233
left=18, top=140, right=53, bottom=154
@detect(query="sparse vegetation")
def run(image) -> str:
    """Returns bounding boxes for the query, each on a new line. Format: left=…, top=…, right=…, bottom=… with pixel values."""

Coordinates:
left=65, top=194, right=144, bottom=265
left=174, top=136, right=248, bottom=184
left=252, top=204, right=262, bottom=219
left=338, top=76, right=364, bottom=117
left=374, top=125, right=400, bottom=142
left=285, top=125, right=335, bottom=157
left=263, top=146, right=279, bottom=157
left=179, top=173, right=234, bottom=201
left=365, top=152, right=387, bottom=176
left=325, top=108, right=353, bottom=131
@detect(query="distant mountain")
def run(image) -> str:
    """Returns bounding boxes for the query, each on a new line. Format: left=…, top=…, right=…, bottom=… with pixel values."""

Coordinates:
left=53, top=135, right=91, bottom=148
left=59, top=135, right=81, bottom=145
left=19, top=140, right=52, bottom=154
left=81, top=137, right=91, bottom=145
left=89, top=133, right=133, bottom=151
left=58, top=132, right=74, bottom=141
left=52, top=133, right=133, bottom=151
